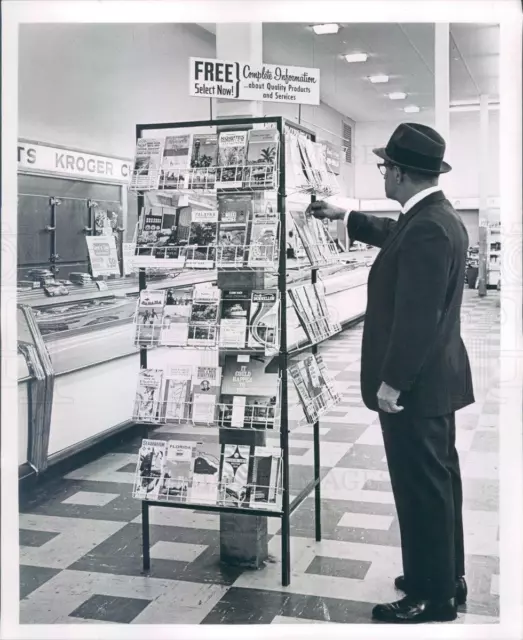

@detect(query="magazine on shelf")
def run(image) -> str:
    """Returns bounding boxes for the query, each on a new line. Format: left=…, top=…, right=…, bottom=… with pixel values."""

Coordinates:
left=244, top=129, right=279, bottom=188
left=161, top=289, right=193, bottom=346
left=216, top=194, right=253, bottom=267
left=184, top=209, right=218, bottom=269
left=219, top=355, right=279, bottom=429
left=135, top=290, right=166, bottom=347
left=302, top=284, right=331, bottom=339
left=219, top=290, right=251, bottom=348
left=134, top=202, right=186, bottom=269
left=288, top=286, right=316, bottom=342
left=85, top=235, right=120, bottom=278
left=288, top=362, right=318, bottom=423
left=158, top=440, right=194, bottom=502
left=187, top=286, right=221, bottom=347
left=216, top=131, right=248, bottom=189
left=161, top=365, right=193, bottom=422
left=314, top=281, right=340, bottom=334
left=250, top=446, right=282, bottom=509
left=190, top=441, right=221, bottom=504
left=133, top=368, right=164, bottom=423
left=191, top=365, right=221, bottom=424
left=247, top=290, right=279, bottom=354
left=130, top=138, right=165, bottom=191
left=160, top=134, right=192, bottom=190
left=286, top=134, right=310, bottom=193
left=247, top=222, right=278, bottom=268
left=289, top=354, right=337, bottom=422
left=189, top=133, right=218, bottom=189
left=315, top=354, right=340, bottom=403
left=218, top=444, right=251, bottom=507
left=134, top=439, right=167, bottom=500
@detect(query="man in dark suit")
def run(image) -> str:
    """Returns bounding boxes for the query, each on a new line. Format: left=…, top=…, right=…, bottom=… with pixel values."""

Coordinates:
left=309, top=123, right=474, bottom=624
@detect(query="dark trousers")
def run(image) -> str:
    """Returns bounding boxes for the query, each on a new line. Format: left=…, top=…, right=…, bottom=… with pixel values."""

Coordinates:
left=379, top=411, right=465, bottom=601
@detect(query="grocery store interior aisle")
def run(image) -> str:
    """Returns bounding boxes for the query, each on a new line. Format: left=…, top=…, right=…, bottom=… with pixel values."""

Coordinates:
left=19, top=289, right=500, bottom=625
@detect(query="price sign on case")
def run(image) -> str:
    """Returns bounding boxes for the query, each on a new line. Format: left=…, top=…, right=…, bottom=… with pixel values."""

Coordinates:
left=189, top=57, right=320, bottom=106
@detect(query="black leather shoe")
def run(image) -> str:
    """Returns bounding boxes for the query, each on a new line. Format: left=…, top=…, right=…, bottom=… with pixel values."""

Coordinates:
left=394, top=575, right=467, bottom=605
left=372, top=596, right=457, bottom=623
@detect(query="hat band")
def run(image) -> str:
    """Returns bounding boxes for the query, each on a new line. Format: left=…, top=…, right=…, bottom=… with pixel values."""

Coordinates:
left=385, top=140, right=443, bottom=171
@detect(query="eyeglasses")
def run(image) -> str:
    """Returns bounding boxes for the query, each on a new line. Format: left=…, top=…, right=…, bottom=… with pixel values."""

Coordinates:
left=377, top=163, right=389, bottom=176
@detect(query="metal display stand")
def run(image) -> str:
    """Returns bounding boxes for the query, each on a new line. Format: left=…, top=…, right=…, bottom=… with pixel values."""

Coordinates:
left=132, top=116, right=342, bottom=587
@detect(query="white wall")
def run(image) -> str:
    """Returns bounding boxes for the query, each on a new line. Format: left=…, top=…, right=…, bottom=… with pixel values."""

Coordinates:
left=354, top=110, right=500, bottom=200
left=19, top=23, right=356, bottom=197
left=18, top=24, right=217, bottom=158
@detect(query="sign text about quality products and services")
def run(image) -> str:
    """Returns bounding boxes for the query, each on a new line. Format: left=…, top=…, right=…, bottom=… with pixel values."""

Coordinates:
left=189, top=57, right=320, bottom=105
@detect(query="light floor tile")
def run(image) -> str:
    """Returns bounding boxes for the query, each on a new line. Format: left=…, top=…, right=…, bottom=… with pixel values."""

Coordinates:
left=18, top=514, right=126, bottom=570
left=132, top=507, right=219, bottom=530
left=337, top=512, right=394, bottom=531
left=64, top=453, right=137, bottom=485
left=354, top=425, right=384, bottom=446
left=150, top=540, right=208, bottom=563
left=272, top=615, right=339, bottom=624
left=463, top=452, right=499, bottom=480
left=62, top=491, right=120, bottom=507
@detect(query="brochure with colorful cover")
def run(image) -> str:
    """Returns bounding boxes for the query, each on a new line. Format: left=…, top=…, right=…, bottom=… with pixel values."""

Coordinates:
left=219, top=355, right=279, bottom=429
left=161, top=289, right=192, bottom=346
left=190, top=441, right=221, bottom=505
left=289, top=210, right=323, bottom=265
left=218, top=444, right=252, bottom=507
left=189, top=133, right=218, bottom=189
left=160, top=134, right=192, bottom=190
left=133, top=369, right=164, bottom=423
left=296, top=355, right=330, bottom=415
left=187, top=286, right=221, bottom=347
left=216, top=130, right=248, bottom=189
left=130, top=138, right=165, bottom=191
left=134, top=203, right=186, bottom=269
left=288, top=362, right=318, bottom=424
left=158, top=440, right=194, bottom=502
left=86, top=235, right=120, bottom=278
left=244, top=129, right=279, bottom=188
left=216, top=194, right=253, bottom=266
left=161, top=364, right=193, bottom=422
left=250, top=446, right=282, bottom=509
left=184, top=210, right=218, bottom=269
left=247, top=222, right=278, bottom=268
left=219, top=290, right=251, bottom=348
left=135, top=290, right=166, bottom=347
left=247, top=290, right=279, bottom=354
left=191, top=365, right=221, bottom=424
left=134, top=438, right=167, bottom=500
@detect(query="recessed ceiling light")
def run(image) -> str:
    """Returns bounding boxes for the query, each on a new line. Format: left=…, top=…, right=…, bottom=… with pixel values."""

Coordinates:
left=388, top=92, right=407, bottom=100
left=344, top=53, right=368, bottom=63
left=404, top=105, right=420, bottom=113
left=369, top=74, right=389, bottom=83
left=312, top=23, right=340, bottom=35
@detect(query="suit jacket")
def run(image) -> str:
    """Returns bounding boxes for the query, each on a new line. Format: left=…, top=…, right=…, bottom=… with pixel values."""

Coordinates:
left=348, top=190, right=474, bottom=417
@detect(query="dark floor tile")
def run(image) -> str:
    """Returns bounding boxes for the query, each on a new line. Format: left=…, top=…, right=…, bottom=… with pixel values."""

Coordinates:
left=202, top=587, right=375, bottom=624
left=316, top=425, right=369, bottom=443
left=69, top=523, right=244, bottom=586
left=20, top=480, right=141, bottom=523
left=336, top=444, right=389, bottom=471
left=116, top=463, right=138, bottom=473
left=289, top=447, right=311, bottom=457
left=461, top=597, right=500, bottom=618
left=462, top=478, right=499, bottom=512
left=19, top=529, right=60, bottom=548
left=362, top=479, right=392, bottom=493
left=306, top=556, right=371, bottom=580
left=19, top=565, right=61, bottom=599
left=465, top=554, right=500, bottom=603
left=69, top=593, right=151, bottom=623
left=289, top=466, right=330, bottom=495
left=324, top=410, right=350, bottom=418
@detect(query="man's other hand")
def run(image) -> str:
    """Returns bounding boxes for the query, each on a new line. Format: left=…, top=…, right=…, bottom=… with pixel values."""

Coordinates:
left=377, top=382, right=404, bottom=414
left=306, top=201, right=346, bottom=222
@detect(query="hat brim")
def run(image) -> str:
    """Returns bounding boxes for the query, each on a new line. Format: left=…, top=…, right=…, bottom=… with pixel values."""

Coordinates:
left=372, top=146, right=452, bottom=174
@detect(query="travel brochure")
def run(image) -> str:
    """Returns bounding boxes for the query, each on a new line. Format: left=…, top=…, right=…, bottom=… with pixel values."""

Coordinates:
left=133, top=438, right=282, bottom=509
left=288, top=353, right=340, bottom=424
left=289, top=281, right=341, bottom=343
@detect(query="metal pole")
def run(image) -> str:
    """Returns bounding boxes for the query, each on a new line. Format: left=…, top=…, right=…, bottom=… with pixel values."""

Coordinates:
left=277, top=117, right=291, bottom=587
left=142, top=501, right=150, bottom=572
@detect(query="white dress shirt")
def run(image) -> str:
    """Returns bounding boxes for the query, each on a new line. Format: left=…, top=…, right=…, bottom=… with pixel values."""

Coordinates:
left=343, top=185, right=441, bottom=227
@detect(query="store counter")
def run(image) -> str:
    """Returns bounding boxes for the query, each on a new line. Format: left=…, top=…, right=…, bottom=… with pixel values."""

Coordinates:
left=18, top=260, right=371, bottom=472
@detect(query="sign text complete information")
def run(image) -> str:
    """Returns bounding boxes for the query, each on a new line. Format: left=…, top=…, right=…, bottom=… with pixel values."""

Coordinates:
left=189, top=57, right=320, bottom=106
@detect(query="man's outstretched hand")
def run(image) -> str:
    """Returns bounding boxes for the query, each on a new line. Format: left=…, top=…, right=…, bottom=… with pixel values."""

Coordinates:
left=306, top=201, right=346, bottom=222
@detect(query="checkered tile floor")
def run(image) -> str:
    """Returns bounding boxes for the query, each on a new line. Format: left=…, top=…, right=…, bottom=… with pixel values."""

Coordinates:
left=19, top=289, right=500, bottom=625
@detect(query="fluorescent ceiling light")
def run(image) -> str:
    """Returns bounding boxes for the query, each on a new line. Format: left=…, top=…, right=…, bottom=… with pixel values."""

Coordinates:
left=312, top=23, right=340, bottom=35
left=369, top=74, right=389, bottom=83
left=449, top=102, right=500, bottom=112
left=388, top=92, right=407, bottom=100
left=344, top=53, right=368, bottom=63
left=404, top=105, right=420, bottom=113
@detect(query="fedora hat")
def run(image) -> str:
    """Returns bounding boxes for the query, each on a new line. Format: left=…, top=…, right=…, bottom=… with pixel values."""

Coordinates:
left=373, top=122, right=451, bottom=174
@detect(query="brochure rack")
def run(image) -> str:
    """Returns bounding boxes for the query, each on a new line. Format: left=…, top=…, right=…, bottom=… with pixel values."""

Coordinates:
left=131, top=116, right=342, bottom=586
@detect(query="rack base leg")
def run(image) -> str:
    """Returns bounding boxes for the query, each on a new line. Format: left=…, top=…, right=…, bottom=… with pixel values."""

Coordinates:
left=142, top=501, right=150, bottom=573
left=314, top=422, right=322, bottom=542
